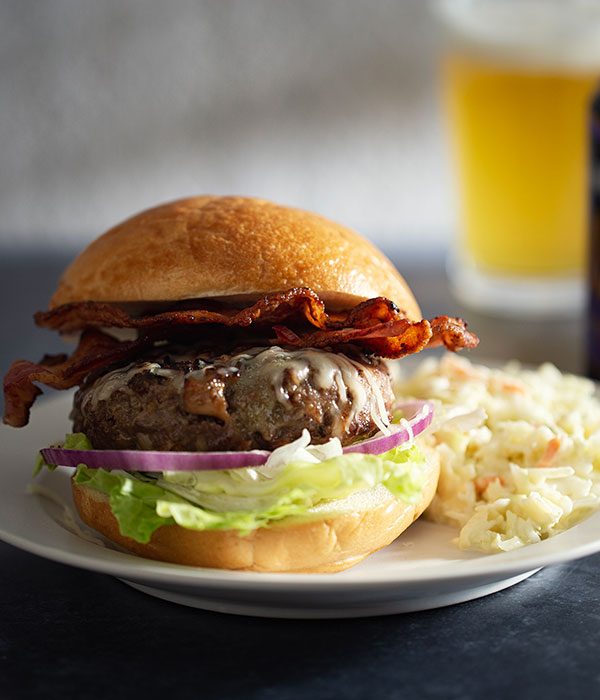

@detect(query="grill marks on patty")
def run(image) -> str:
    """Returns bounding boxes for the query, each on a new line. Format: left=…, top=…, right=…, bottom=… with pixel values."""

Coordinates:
left=71, top=346, right=394, bottom=452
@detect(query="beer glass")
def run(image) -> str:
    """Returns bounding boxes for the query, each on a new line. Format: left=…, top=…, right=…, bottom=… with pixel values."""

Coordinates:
left=440, top=0, right=600, bottom=317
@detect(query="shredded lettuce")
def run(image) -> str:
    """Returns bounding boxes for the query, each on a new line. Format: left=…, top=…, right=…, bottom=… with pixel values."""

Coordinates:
left=61, top=437, right=427, bottom=543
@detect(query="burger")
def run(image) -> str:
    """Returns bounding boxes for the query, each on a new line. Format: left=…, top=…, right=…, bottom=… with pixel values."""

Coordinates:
left=3, top=196, right=478, bottom=572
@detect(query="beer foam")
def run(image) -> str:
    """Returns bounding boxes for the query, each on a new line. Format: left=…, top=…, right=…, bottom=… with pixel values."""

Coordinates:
left=438, top=0, right=600, bottom=70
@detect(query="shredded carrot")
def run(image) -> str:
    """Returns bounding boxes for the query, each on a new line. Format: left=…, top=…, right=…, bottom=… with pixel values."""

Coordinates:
left=489, top=376, right=528, bottom=395
left=441, top=355, right=528, bottom=395
left=442, top=354, right=486, bottom=381
left=474, top=475, right=506, bottom=494
left=537, top=436, right=561, bottom=468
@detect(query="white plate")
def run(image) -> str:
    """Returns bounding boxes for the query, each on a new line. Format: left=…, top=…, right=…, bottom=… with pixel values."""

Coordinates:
left=2, top=392, right=600, bottom=618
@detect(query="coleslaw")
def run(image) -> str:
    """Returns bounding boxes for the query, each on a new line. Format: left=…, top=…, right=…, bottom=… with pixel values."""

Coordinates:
left=395, top=355, right=600, bottom=553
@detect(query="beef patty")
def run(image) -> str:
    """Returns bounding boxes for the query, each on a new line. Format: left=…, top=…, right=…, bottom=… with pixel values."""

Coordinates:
left=71, top=345, right=394, bottom=452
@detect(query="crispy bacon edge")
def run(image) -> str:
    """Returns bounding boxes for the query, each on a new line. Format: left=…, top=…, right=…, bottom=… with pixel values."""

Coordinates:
left=271, top=315, right=478, bottom=358
left=5, top=289, right=478, bottom=427
left=3, top=331, right=154, bottom=428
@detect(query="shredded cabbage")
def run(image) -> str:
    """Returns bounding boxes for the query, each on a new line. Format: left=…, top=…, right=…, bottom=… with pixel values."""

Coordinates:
left=395, top=354, right=600, bottom=553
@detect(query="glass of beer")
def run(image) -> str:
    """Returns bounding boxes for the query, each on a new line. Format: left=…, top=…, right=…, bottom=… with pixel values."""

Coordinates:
left=440, top=0, right=600, bottom=317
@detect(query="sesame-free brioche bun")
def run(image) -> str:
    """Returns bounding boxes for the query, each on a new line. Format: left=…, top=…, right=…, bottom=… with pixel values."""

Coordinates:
left=71, top=442, right=439, bottom=573
left=49, top=196, right=421, bottom=319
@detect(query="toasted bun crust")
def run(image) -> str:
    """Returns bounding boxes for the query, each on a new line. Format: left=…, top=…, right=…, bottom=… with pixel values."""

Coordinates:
left=71, top=444, right=439, bottom=573
left=50, top=196, right=421, bottom=319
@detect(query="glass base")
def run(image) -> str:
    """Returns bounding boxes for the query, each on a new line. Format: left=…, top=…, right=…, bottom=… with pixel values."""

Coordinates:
left=448, top=253, right=585, bottom=319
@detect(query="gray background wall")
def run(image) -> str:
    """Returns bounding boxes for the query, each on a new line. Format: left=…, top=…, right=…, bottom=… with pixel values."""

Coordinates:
left=0, top=0, right=451, bottom=256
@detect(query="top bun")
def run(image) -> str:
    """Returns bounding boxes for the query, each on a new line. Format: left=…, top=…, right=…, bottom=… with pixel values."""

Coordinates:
left=50, top=196, right=421, bottom=319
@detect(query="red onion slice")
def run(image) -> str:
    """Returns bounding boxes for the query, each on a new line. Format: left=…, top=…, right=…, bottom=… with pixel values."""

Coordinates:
left=343, top=400, right=433, bottom=454
left=39, top=400, right=433, bottom=472
left=39, top=447, right=271, bottom=472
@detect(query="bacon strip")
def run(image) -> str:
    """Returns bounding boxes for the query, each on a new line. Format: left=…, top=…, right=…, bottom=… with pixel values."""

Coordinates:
left=272, top=318, right=434, bottom=358
left=6, top=289, right=478, bottom=427
left=3, top=331, right=153, bottom=428
left=272, top=316, right=478, bottom=358
left=424, top=316, right=480, bottom=352
left=33, top=290, right=477, bottom=351
left=34, top=288, right=336, bottom=334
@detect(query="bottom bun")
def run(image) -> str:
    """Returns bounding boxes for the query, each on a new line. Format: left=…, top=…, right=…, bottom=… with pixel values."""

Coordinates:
left=71, top=445, right=439, bottom=573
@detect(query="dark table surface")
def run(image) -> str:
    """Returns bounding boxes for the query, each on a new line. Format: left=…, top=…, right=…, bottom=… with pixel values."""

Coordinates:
left=1, top=251, right=599, bottom=700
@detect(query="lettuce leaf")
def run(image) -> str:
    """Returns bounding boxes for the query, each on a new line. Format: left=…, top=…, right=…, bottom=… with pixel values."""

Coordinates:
left=70, top=443, right=428, bottom=543
left=34, top=433, right=93, bottom=475
left=73, top=465, right=178, bottom=542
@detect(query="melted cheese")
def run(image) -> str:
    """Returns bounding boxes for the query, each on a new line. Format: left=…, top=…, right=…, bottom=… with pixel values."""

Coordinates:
left=241, top=347, right=390, bottom=434
left=81, top=363, right=154, bottom=410
left=82, top=346, right=391, bottom=436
